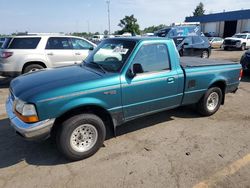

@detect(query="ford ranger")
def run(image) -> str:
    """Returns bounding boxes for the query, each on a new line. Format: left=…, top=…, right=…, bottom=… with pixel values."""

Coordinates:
left=6, top=37, right=242, bottom=161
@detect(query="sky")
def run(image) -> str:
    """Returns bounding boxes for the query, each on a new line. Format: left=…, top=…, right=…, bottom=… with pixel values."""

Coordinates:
left=0, top=0, right=250, bottom=34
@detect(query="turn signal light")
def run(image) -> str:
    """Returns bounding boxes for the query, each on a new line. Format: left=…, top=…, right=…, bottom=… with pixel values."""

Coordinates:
left=15, top=111, right=39, bottom=123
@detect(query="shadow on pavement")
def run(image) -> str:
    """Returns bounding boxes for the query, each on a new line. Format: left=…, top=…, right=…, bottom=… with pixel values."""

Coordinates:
left=0, top=106, right=200, bottom=168
left=116, top=106, right=199, bottom=137
left=241, top=74, right=250, bottom=82
left=0, top=77, right=12, bottom=88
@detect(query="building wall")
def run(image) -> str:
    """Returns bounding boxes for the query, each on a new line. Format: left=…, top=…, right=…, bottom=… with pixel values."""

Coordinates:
left=201, top=19, right=250, bottom=37
left=242, top=19, right=250, bottom=31
left=201, top=21, right=224, bottom=37
left=218, top=22, right=225, bottom=37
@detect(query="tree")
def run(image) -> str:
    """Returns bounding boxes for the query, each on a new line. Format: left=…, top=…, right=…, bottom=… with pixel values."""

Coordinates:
left=193, top=2, right=205, bottom=16
left=118, top=15, right=140, bottom=35
left=142, top=24, right=167, bottom=34
left=104, top=30, right=109, bottom=35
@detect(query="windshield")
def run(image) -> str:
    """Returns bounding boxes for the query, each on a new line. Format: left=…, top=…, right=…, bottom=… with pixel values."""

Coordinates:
left=233, top=34, right=247, bottom=39
left=84, top=39, right=136, bottom=73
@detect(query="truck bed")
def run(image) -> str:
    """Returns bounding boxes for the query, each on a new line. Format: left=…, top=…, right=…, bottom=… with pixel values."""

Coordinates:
left=180, top=57, right=239, bottom=68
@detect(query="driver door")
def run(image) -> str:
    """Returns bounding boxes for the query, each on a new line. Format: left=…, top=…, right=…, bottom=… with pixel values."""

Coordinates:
left=121, top=43, right=182, bottom=120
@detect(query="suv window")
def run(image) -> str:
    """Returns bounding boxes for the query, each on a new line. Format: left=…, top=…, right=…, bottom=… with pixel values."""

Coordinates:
left=46, top=37, right=72, bottom=50
left=247, top=35, right=250, bottom=39
left=8, top=37, right=41, bottom=49
left=192, top=36, right=204, bottom=44
left=132, top=44, right=170, bottom=73
left=71, top=38, right=93, bottom=50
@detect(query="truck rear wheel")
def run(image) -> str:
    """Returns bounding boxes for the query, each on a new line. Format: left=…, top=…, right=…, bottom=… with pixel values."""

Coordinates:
left=197, top=87, right=222, bottom=116
left=201, top=50, right=209, bottom=58
left=56, top=113, right=106, bottom=161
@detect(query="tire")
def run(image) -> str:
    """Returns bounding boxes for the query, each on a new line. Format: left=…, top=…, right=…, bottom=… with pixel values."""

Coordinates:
left=23, top=64, right=44, bottom=74
left=197, top=87, right=223, bottom=116
left=56, top=113, right=106, bottom=161
left=241, top=44, right=246, bottom=51
left=224, top=47, right=228, bottom=51
left=201, top=50, right=209, bottom=58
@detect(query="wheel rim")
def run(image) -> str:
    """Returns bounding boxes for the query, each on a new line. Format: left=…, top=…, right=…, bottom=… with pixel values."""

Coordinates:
left=202, top=51, right=208, bottom=58
left=206, top=92, right=219, bottom=111
left=28, top=68, right=40, bottom=73
left=70, top=124, right=98, bottom=152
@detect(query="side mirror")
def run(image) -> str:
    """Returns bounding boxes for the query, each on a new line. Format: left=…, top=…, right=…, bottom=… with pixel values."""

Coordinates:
left=89, top=46, right=94, bottom=50
left=183, top=42, right=189, bottom=46
left=127, top=63, right=144, bottom=78
left=133, top=63, right=144, bottom=74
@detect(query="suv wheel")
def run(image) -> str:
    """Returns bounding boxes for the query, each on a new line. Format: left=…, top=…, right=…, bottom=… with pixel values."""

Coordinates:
left=56, top=113, right=106, bottom=161
left=197, top=87, right=222, bottom=116
left=201, top=50, right=209, bottom=58
left=241, top=44, right=246, bottom=51
left=23, top=64, right=44, bottom=73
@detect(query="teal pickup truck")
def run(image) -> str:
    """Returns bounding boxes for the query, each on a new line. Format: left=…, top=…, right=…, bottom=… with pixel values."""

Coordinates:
left=6, top=37, right=242, bottom=160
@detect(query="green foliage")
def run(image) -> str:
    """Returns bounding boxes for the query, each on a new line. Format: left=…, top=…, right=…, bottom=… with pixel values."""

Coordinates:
left=142, top=24, right=167, bottom=34
left=104, top=30, right=109, bottom=35
left=117, top=15, right=140, bottom=35
left=193, top=2, right=205, bottom=16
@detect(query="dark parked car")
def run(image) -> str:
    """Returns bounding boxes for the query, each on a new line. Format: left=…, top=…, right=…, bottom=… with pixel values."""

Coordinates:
left=172, top=36, right=211, bottom=58
left=240, top=49, right=250, bottom=73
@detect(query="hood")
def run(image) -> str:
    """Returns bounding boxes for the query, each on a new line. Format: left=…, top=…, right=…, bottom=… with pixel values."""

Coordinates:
left=224, top=37, right=243, bottom=41
left=10, top=65, right=104, bottom=101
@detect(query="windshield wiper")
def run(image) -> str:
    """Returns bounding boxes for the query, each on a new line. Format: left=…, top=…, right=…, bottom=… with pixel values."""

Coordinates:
left=85, top=61, right=106, bottom=74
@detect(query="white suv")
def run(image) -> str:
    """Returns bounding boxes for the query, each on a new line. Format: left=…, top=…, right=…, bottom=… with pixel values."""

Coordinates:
left=0, top=34, right=96, bottom=77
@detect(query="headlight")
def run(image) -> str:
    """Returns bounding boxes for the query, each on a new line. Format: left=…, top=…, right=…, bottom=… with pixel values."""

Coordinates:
left=14, top=99, right=39, bottom=123
left=236, top=41, right=241, bottom=46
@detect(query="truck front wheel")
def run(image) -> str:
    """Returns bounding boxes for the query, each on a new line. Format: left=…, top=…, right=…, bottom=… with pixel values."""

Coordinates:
left=197, top=87, right=222, bottom=116
left=56, top=113, right=106, bottom=161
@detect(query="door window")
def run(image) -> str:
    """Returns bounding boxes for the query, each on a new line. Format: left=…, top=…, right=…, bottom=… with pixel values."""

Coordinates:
left=46, top=37, right=72, bottom=49
left=71, top=38, right=93, bottom=49
left=132, top=44, right=170, bottom=73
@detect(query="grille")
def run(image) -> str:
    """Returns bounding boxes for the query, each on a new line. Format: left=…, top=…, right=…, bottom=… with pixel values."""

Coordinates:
left=224, top=40, right=237, bottom=45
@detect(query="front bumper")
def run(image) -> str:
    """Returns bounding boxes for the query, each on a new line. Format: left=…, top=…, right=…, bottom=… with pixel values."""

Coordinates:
left=6, top=95, right=55, bottom=140
left=223, top=44, right=241, bottom=49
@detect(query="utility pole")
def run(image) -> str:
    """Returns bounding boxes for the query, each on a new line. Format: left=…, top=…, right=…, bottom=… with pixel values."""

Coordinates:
left=106, top=0, right=111, bottom=35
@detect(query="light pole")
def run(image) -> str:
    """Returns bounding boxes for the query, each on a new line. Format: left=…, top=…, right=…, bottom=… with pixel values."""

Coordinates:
left=106, top=0, right=111, bottom=35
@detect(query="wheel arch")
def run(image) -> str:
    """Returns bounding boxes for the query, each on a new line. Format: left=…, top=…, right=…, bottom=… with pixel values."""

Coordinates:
left=52, top=104, right=117, bottom=139
left=22, top=61, right=47, bottom=73
left=208, top=80, right=226, bottom=105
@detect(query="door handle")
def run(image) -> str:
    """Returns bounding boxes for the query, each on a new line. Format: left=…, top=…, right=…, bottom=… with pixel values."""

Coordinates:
left=75, top=52, right=81, bottom=55
left=47, top=52, right=54, bottom=56
left=167, top=77, right=175, bottom=83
